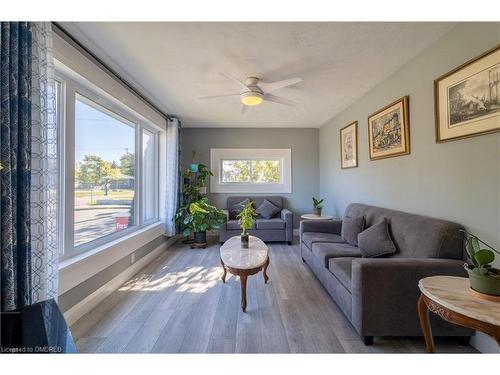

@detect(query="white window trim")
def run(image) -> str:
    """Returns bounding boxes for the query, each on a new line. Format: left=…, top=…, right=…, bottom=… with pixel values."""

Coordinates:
left=55, top=60, right=161, bottom=260
left=210, top=148, right=292, bottom=194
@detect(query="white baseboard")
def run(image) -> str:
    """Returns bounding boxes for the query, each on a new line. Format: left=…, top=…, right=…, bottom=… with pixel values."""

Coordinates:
left=63, top=235, right=179, bottom=326
left=471, top=331, right=500, bottom=353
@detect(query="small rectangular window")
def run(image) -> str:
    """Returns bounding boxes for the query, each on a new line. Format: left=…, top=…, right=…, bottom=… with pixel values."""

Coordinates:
left=211, top=148, right=291, bottom=193
left=74, top=94, right=136, bottom=247
left=221, top=159, right=281, bottom=183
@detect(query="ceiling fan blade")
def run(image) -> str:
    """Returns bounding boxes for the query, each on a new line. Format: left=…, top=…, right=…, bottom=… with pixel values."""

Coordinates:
left=264, top=94, right=297, bottom=107
left=259, top=77, right=302, bottom=93
left=219, top=72, right=248, bottom=90
left=198, top=93, right=240, bottom=100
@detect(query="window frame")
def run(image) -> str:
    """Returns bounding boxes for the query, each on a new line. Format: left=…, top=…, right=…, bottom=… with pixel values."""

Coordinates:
left=55, top=62, right=161, bottom=260
left=210, top=148, right=292, bottom=194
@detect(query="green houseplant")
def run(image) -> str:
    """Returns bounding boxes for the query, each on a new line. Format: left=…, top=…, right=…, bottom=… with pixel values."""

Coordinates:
left=312, top=197, right=324, bottom=216
left=175, top=197, right=226, bottom=247
left=174, top=150, right=214, bottom=241
left=461, top=229, right=500, bottom=296
left=237, top=199, right=258, bottom=248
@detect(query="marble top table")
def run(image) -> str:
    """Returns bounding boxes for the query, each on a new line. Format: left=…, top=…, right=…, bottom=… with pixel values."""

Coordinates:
left=418, top=276, right=500, bottom=352
left=220, top=236, right=270, bottom=312
left=300, top=214, right=334, bottom=220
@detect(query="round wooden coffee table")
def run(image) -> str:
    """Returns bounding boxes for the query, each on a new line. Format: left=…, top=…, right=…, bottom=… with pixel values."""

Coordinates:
left=418, top=276, right=500, bottom=353
left=220, top=235, right=269, bottom=312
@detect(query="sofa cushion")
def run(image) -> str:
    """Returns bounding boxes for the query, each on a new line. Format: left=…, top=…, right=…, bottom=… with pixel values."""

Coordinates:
left=328, top=257, right=354, bottom=291
left=301, top=232, right=345, bottom=249
left=229, top=200, right=251, bottom=219
left=256, top=218, right=285, bottom=230
left=256, top=199, right=281, bottom=219
left=344, top=203, right=465, bottom=259
left=358, top=218, right=396, bottom=258
left=341, top=215, right=365, bottom=246
left=311, top=242, right=361, bottom=267
left=226, top=219, right=253, bottom=231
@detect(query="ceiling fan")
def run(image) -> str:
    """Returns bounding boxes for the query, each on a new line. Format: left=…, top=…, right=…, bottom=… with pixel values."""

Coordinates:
left=199, top=72, right=302, bottom=112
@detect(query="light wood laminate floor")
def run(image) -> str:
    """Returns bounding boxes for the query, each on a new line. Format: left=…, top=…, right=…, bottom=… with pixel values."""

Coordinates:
left=71, top=238, right=477, bottom=353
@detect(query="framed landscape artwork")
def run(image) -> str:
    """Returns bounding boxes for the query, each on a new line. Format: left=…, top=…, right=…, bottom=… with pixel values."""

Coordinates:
left=368, top=96, right=410, bottom=160
left=340, top=121, right=358, bottom=169
left=435, top=45, right=500, bottom=142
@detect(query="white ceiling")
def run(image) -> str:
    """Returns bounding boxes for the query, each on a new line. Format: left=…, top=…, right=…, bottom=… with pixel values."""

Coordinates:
left=60, top=22, right=455, bottom=128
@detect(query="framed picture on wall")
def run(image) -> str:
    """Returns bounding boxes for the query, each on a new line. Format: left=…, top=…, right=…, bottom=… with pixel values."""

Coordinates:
left=340, top=121, right=358, bottom=169
left=368, top=96, right=410, bottom=160
left=434, top=45, right=500, bottom=143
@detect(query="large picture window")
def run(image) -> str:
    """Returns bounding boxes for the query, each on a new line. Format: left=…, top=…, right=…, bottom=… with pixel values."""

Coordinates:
left=56, top=63, right=160, bottom=259
left=211, top=149, right=292, bottom=193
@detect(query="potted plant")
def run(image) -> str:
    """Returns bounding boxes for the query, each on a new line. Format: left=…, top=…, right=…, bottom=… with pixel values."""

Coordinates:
left=177, top=197, right=226, bottom=248
left=312, top=197, right=324, bottom=216
left=237, top=199, right=258, bottom=249
left=461, top=230, right=500, bottom=297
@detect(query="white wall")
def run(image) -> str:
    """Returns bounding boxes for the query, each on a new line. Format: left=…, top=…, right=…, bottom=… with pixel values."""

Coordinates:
left=319, top=23, right=500, bottom=352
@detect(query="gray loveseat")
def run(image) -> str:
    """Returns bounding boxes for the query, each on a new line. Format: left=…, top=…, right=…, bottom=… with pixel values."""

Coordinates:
left=300, top=203, right=472, bottom=345
left=219, top=196, right=293, bottom=244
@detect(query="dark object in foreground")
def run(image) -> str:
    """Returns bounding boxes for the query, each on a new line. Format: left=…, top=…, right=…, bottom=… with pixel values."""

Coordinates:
left=1, top=299, right=76, bottom=354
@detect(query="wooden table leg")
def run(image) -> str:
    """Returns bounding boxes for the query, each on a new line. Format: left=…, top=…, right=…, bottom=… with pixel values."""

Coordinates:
left=263, top=256, right=270, bottom=284
left=240, top=273, right=248, bottom=312
left=418, top=294, right=435, bottom=353
left=220, top=258, right=227, bottom=283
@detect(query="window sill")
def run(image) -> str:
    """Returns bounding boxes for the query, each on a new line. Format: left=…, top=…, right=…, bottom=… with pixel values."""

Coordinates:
left=58, top=221, right=165, bottom=295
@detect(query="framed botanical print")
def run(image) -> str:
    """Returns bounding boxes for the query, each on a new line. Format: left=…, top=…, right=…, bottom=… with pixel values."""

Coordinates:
left=435, top=45, right=500, bottom=143
left=340, top=121, right=358, bottom=169
left=368, top=96, right=410, bottom=160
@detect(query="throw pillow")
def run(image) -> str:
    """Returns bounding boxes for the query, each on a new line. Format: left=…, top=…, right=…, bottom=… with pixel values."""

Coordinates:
left=341, top=215, right=365, bottom=246
left=256, top=199, right=281, bottom=219
left=358, top=218, right=397, bottom=258
left=230, top=200, right=249, bottom=219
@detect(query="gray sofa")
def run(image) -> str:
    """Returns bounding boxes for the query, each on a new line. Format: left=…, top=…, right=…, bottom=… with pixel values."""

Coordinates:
left=300, top=203, right=472, bottom=345
left=219, top=196, right=293, bottom=244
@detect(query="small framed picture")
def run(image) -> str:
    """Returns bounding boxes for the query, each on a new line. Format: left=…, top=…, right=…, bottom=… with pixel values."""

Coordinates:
left=435, top=45, right=500, bottom=143
left=368, top=96, right=410, bottom=160
left=340, top=121, right=358, bottom=169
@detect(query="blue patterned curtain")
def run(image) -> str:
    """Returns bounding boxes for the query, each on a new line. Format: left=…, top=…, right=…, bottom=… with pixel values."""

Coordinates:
left=0, top=22, right=33, bottom=311
left=0, top=22, right=57, bottom=312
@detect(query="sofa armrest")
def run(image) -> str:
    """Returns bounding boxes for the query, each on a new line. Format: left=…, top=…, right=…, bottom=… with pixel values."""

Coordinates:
left=350, top=258, right=469, bottom=336
left=299, top=219, right=342, bottom=236
left=218, top=209, right=230, bottom=243
left=281, top=209, right=293, bottom=242
left=222, top=209, right=229, bottom=221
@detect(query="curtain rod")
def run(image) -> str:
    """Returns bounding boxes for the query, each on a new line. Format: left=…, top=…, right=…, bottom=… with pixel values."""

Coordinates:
left=51, top=22, right=179, bottom=122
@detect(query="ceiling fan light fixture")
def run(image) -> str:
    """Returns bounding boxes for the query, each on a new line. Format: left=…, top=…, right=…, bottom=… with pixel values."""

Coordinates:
left=241, top=91, right=263, bottom=106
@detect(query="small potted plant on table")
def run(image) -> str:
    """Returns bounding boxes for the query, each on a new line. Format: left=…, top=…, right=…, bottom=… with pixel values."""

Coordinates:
left=237, top=199, right=258, bottom=249
left=462, top=230, right=500, bottom=298
left=312, top=197, right=324, bottom=216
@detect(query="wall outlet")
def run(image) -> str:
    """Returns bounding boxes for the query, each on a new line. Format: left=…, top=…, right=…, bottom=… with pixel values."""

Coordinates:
left=131, top=253, right=135, bottom=264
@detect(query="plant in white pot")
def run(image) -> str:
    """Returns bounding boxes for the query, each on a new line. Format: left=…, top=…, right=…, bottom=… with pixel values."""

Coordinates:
left=237, top=199, right=258, bottom=249
left=461, top=230, right=500, bottom=297
left=312, top=197, right=324, bottom=216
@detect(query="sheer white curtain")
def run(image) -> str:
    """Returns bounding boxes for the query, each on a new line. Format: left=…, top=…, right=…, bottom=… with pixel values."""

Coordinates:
left=30, top=22, right=59, bottom=303
left=162, top=118, right=181, bottom=236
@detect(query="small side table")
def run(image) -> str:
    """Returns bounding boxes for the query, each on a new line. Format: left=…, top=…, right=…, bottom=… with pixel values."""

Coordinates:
left=300, top=214, right=334, bottom=220
left=418, top=276, right=500, bottom=353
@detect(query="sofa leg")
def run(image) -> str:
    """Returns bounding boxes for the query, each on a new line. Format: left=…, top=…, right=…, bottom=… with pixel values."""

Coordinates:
left=362, top=336, right=374, bottom=346
left=301, top=257, right=305, bottom=263
left=456, top=336, right=471, bottom=346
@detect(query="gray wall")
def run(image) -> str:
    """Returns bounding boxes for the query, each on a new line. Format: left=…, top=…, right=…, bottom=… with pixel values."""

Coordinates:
left=320, top=23, right=499, bottom=264
left=182, top=127, right=319, bottom=228
left=319, top=23, right=500, bottom=352
left=59, top=235, right=166, bottom=313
